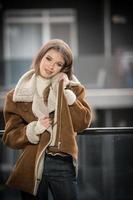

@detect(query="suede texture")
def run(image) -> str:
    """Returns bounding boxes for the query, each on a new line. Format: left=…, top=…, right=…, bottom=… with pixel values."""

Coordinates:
left=2, top=80, right=92, bottom=195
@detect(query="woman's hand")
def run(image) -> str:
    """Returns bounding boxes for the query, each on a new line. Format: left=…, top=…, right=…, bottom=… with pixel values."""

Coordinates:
left=26, top=116, right=53, bottom=144
left=39, top=116, right=52, bottom=128
left=59, top=73, right=70, bottom=88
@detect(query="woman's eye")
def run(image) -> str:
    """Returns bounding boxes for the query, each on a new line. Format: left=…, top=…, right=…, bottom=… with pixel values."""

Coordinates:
left=57, top=63, right=63, bottom=67
left=46, top=57, right=51, bottom=61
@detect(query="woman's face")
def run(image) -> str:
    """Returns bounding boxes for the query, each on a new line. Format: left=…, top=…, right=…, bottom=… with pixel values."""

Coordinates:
left=39, top=49, right=65, bottom=78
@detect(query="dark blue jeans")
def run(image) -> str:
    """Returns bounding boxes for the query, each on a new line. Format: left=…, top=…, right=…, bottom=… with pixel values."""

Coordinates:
left=37, top=153, right=79, bottom=200
left=21, top=154, right=79, bottom=200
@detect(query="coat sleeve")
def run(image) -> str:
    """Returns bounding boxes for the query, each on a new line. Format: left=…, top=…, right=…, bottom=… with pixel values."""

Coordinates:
left=2, top=90, right=30, bottom=149
left=68, top=85, right=92, bottom=132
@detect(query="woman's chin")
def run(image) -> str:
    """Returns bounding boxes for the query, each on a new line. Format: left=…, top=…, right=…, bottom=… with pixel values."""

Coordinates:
left=40, top=72, right=53, bottom=79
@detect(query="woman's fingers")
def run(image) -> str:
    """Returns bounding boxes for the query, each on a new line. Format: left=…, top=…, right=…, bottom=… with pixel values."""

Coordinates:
left=59, top=73, right=69, bottom=88
left=39, top=117, right=52, bottom=128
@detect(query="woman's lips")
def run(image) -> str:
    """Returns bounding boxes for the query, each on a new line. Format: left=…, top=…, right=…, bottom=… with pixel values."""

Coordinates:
left=45, top=69, right=53, bottom=75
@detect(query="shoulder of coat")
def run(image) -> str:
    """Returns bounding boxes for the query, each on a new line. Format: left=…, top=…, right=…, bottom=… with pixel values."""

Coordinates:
left=67, top=83, right=85, bottom=94
left=5, top=89, right=15, bottom=102
left=69, top=83, right=84, bottom=89
left=7, top=89, right=15, bottom=96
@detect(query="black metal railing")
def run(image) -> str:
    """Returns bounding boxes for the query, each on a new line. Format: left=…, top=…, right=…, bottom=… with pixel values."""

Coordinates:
left=0, top=127, right=133, bottom=200
left=1, top=127, right=133, bottom=137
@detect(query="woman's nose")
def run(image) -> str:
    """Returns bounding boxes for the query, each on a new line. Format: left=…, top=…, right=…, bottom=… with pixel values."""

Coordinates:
left=49, top=63, right=54, bottom=70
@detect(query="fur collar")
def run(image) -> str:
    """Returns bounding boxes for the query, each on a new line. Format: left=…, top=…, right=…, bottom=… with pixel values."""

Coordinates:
left=13, top=69, right=80, bottom=102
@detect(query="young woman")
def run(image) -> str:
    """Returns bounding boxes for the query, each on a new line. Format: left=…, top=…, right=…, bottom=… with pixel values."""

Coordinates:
left=2, top=39, right=92, bottom=200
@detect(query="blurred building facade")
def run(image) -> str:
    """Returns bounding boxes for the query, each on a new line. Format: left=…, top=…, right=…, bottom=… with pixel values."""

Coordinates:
left=0, top=0, right=133, bottom=129
left=0, top=0, right=133, bottom=130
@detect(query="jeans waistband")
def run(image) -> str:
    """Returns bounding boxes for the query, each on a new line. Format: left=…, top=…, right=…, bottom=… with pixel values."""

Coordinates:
left=45, top=153, right=72, bottom=162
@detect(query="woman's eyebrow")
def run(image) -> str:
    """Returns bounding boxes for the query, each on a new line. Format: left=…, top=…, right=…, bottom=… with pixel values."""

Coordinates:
left=46, top=54, right=64, bottom=64
left=46, top=54, right=52, bottom=58
left=58, top=60, right=64, bottom=64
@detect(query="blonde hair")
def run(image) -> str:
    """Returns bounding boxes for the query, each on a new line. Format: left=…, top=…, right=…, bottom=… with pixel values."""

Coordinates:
left=31, top=39, right=73, bottom=79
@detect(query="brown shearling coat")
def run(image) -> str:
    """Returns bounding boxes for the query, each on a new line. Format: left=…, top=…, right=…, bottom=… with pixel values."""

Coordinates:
left=2, top=79, right=92, bottom=195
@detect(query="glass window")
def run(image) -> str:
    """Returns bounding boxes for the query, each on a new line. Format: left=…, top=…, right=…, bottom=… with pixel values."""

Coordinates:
left=3, top=9, right=77, bottom=88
